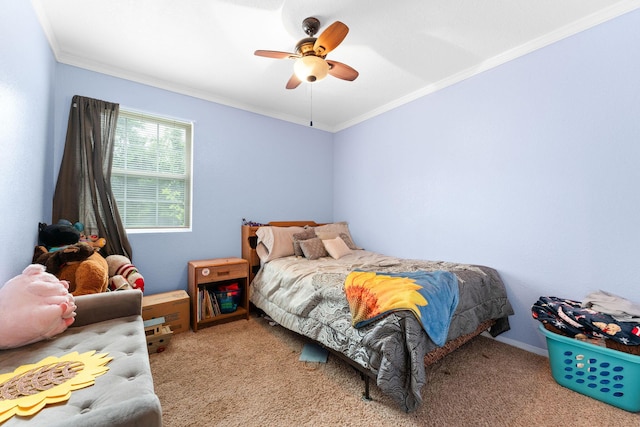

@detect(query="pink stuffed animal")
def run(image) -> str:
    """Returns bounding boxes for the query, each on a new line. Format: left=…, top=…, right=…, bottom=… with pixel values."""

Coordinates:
left=0, top=264, right=76, bottom=349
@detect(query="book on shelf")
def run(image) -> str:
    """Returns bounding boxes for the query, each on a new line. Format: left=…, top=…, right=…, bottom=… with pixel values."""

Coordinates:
left=199, top=287, right=227, bottom=319
left=209, top=289, right=221, bottom=316
left=203, top=289, right=214, bottom=319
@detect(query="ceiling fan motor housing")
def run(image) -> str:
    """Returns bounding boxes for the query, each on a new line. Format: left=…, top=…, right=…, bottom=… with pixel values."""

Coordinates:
left=295, top=38, right=319, bottom=56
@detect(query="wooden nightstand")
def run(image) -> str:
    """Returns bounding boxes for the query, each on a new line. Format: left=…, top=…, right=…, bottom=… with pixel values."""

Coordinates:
left=187, top=257, right=249, bottom=332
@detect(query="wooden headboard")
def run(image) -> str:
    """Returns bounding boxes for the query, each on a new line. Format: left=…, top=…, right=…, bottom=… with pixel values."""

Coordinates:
left=241, top=221, right=323, bottom=283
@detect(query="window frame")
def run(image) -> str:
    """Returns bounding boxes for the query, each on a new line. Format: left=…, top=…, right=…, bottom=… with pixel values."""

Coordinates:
left=112, top=108, right=193, bottom=233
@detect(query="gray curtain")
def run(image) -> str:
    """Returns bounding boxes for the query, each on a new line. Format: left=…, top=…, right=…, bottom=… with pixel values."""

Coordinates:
left=52, top=95, right=132, bottom=259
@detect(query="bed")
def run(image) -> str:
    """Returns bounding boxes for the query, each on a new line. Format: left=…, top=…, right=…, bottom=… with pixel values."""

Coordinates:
left=242, top=221, right=514, bottom=412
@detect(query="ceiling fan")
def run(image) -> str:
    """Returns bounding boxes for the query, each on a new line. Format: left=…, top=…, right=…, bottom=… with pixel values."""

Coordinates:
left=255, top=17, right=359, bottom=89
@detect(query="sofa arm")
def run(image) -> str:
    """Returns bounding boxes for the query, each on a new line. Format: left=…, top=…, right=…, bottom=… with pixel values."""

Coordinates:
left=71, top=290, right=143, bottom=327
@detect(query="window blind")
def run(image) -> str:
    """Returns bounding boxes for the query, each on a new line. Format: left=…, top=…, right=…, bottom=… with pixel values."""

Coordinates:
left=113, top=111, right=192, bottom=230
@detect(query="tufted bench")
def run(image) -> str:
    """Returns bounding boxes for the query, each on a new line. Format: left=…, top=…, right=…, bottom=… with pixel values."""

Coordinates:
left=0, top=291, right=162, bottom=426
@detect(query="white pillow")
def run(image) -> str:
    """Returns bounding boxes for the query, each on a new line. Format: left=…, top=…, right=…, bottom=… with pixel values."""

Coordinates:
left=322, top=236, right=352, bottom=260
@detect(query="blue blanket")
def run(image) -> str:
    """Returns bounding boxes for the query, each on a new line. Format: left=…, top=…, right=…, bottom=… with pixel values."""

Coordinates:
left=344, top=270, right=459, bottom=346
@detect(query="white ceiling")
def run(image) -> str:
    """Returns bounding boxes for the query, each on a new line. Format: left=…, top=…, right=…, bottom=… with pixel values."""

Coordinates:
left=32, top=0, right=639, bottom=132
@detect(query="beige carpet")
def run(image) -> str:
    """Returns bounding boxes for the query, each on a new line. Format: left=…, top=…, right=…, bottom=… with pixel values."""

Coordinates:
left=150, top=315, right=640, bottom=426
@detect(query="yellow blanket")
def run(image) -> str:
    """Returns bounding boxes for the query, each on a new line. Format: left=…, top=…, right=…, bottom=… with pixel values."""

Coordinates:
left=344, top=270, right=459, bottom=346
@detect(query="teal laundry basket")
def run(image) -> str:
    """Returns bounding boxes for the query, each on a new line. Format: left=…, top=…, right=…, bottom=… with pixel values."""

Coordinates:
left=539, top=324, right=640, bottom=412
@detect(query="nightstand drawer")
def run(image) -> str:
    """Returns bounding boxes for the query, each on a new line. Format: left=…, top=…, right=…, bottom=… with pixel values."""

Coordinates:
left=195, top=263, right=246, bottom=284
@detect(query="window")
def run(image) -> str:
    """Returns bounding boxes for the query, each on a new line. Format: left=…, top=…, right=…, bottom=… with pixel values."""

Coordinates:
left=112, top=110, right=192, bottom=231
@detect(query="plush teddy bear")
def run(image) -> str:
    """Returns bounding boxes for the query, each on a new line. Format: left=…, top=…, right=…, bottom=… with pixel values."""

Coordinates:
left=0, top=264, right=76, bottom=349
left=32, top=242, right=109, bottom=296
left=105, top=255, right=145, bottom=292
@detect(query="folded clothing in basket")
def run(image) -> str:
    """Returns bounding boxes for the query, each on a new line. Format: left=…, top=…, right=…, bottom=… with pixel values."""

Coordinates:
left=532, top=296, right=640, bottom=346
left=582, top=290, right=640, bottom=322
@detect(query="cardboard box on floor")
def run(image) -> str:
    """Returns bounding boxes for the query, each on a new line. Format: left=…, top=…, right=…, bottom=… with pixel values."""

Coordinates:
left=142, top=290, right=190, bottom=334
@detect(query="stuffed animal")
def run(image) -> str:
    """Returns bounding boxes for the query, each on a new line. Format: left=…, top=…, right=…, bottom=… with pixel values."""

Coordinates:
left=108, top=274, right=131, bottom=291
left=38, top=220, right=81, bottom=250
left=80, top=234, right=107, bottom=250
left=38, top=220, right=106, bottom=252
left=33, top=242, right=95, bottom=276
left=75, top=222, right=107, bottom=250
left=0, top=264, right=76, bottom=349
left=105, top=255, right=145, bottom=292
left=32, top=243, right=109, bottom=296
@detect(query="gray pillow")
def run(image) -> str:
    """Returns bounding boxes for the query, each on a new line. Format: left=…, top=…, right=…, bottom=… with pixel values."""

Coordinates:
left=339, top=232, right=358, bottom=250
left=299, top=237, right=328, bottom=260
left=292, top=228, right=316, bottom=257
left=314, top=222, right=361, bottom=249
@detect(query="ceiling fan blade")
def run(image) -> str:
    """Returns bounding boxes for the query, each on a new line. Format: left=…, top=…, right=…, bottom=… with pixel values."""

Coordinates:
left=313, top=21, right=349, bottom=56
left=326, top=60, right=359, bottom=81
left=286, top=74, right=302, bottom=89
left=254, top=50, right=299, bottom=59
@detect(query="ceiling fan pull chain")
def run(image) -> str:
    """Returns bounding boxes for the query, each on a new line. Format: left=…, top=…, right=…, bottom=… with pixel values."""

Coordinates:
left=309, top=85, right=313, bottom=127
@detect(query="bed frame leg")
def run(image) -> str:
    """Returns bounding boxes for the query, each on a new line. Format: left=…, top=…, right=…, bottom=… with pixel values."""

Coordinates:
left=360, top=372, right=371, bottom=401
left=330, top=347, right=374, bottom=402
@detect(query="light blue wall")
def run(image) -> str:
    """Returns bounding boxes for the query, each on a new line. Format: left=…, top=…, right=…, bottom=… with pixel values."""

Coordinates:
left=0, top=1, right=55, bottom=282
left=5, top=1, right=640, bottom=355
left=334, top=9, right=640, bottom=353
left=53, top=65, right=334, bottom=294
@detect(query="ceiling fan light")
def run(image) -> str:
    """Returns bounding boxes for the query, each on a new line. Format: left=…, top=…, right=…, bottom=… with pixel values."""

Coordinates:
left=294, top=56, right=329, bottom=83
